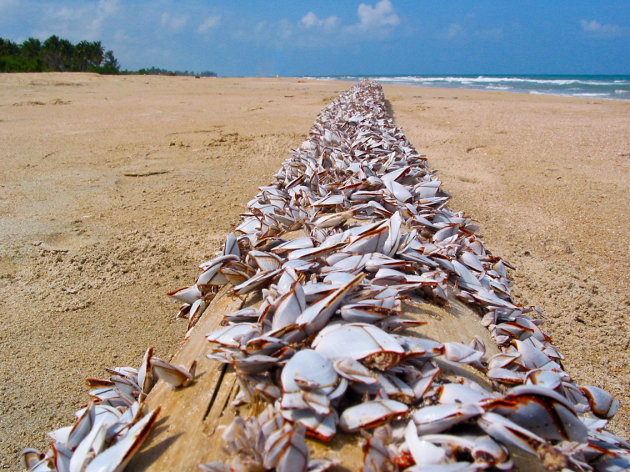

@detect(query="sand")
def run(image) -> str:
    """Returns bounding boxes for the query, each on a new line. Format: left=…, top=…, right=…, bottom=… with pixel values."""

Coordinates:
left=0, top=73, right=628, bottom=469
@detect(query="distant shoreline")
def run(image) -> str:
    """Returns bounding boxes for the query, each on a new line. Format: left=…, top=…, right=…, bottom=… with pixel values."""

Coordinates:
left=4, top=71, right=629, bottom=101
left=304, top=74, right=630, bottom=101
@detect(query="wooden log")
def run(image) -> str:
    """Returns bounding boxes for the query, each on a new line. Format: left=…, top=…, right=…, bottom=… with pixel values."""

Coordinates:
left=128, top=288, right=543, bottom=471
left=126, top=285, right=246, bottom=471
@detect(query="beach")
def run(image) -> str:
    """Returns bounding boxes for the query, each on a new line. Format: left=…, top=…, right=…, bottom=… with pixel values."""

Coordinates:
left=0, top=73, right=628, bottom=468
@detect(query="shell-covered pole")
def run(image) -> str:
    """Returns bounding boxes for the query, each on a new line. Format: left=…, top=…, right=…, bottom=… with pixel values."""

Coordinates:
left=198, top=80, right=629, bottom=471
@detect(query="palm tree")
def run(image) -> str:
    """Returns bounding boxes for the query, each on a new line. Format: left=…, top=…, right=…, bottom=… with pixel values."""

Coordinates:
left=18, top=37, right=44, bottom=71
left=42, top=35, right=62, bottom=70
left=0, top=38, right=20, bottom=57
left=87, top=41, right=104, bottom=68
left=20, top=37, right=41, bottom=58
left=73, top=40, right=91, bottom=70
left=58, top=38, right=74, bottom=71
left=101, top=50, right=119, bottom=73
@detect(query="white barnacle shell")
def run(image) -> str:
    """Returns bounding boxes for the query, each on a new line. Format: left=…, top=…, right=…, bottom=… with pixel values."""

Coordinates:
left=150, top=357, right=195, bottom=389
left=488, top=385, right=587, bottom=442
left=281, top=349, right=340, bottom=396
left=339, top=400, right=408, bottom=432
left=437, top=382, right=494, bottom=406
left=313, top=322, right=405, bottom=370
left=206, top=322, right=260, bottom=348
left=403, top=420, right=446, bottom=467
left=167, top=284, right=202, bottom=304
left=84, top=407, right=161, bottom=472
left=272, top=281, right=306, bottom=331
left=281, top=408, right=337, bottom=442
left=442, top=342, right=484, bottom=365
left=477, top=412, right=544, bottom=456
left=579, top=385, right=620, bottom=419
left=412, top=403, right=484, bottom=435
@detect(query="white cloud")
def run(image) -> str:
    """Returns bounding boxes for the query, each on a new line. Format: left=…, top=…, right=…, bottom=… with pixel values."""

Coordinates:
left=242, top=18, right=294, bottom=44
left=580, top=19, right=623, bottom=38
left=300, top=11, right=339, bottom=30
left=172, top=15, right=189, bottom=30
left=52, top=1, right=118, bottom=28
left=53, top=7, right=80, bottom=21
left=236, top=2, right=399, bottom=48
left=254, top=21, right=267, bottom=34
left=97, top=0, right=118, bottom=17
left=445, top=23, right=462, bottom=39
left=340, top=0, right=399, bottom=37
left=301, top=12, right=317, bottom=28
left=277, top=18, right=293, bottom=39
left=89, top=0, right=119, bottom=33
left=41, top=0, right=119, bottom=41
left=197, top=15, right=220, bottom=34
left=356, top=0, right=399, bottom=30
left=161, top=12, right=189, bottom=31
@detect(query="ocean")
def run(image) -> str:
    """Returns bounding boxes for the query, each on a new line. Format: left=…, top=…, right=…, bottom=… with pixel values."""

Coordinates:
left=309, top=75, right=630, bottom=101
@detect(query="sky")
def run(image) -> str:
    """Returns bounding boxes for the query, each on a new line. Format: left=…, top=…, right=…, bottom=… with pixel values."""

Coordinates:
left=0, top=0, right=629, bottom=76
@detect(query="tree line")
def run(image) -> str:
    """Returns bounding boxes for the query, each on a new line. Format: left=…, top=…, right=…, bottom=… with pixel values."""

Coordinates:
left=0, top=35, right=217, bottom=77
left=136, top=67, right=217, bottom=77
left=0, top=35, right=119, bottom=73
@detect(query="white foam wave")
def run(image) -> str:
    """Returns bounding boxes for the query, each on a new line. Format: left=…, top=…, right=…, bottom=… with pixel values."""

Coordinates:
left=572, top=93, right=610, bottom=97
left=368, top=76, right=624, bottom=87
left=307, top=75, right=630, bottom=101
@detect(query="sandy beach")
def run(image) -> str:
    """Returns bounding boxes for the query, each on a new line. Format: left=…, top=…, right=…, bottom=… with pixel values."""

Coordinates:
left=0, top=73, right=628, bottom=468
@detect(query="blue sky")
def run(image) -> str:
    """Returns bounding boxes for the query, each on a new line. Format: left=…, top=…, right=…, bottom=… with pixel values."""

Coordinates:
left=1, top=0, right=628, bottom=76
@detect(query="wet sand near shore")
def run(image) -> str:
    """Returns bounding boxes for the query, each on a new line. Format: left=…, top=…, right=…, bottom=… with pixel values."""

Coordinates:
left=0, top=73, right=628, bottom=468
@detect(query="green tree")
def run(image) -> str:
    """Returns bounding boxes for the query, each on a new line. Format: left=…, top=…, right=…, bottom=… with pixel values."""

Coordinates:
left=42, top=35, right=62, bottom=70
left=100, top=49, right=119, bottom=74
left=73, top=40, right=91, bottom=70
left=0, top=38, right=20, bottom=56
left=17, top=37, right=44, bottom=71
left=58, top=38, right=74, bottom=71
left=41, top=35, right=74, bottom=70
left=0, top=35, right=212, bottom=76
left=74, top=40, right=104, bottom=71
left=20, top=37, right=41, bottom=58
left=87, top=41, right=104, bottom=68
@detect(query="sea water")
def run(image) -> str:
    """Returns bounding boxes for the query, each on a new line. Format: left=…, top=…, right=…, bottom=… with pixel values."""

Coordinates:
left=309, top=75, right=630, bottom=101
